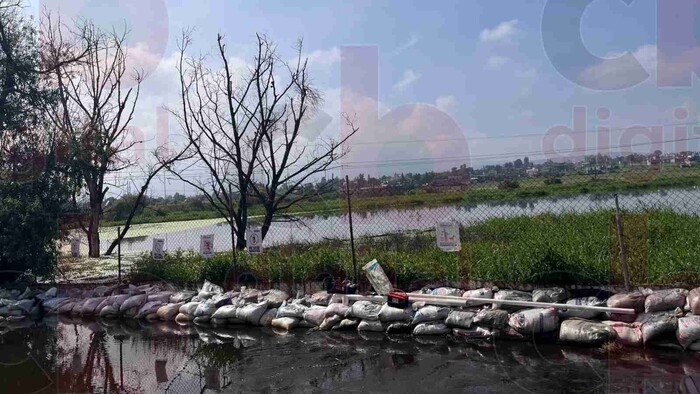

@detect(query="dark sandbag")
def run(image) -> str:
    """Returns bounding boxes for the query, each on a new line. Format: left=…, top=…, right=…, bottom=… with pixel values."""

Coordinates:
left=532, top=287, right=570, bottom=303
left=607, top=292, right=645, bottom=313
left=445, top=310, right=475, bottom=329
left=413, top=321, right=451, bottom=335
left=473, top=308, right=509, bottom=329
left=558, top=319, right=617, bottom=345
left=644, top=288, right=687, bottom=313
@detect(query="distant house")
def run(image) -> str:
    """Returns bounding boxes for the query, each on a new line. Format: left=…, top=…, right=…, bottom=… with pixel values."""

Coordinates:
left=526, top=167, right=539, bottom=177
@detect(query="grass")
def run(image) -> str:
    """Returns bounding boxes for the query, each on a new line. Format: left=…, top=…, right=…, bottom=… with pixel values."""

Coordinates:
left=103, top=165, right=700, bottom=227
left=128, top=208, right=700, bottom=288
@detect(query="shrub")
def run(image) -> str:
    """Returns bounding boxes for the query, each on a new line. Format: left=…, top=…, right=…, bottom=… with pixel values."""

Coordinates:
left=497, top=179, right=520, bottom=190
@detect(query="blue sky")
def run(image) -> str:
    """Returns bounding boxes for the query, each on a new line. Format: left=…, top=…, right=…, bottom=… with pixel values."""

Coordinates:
left=31, top=0, right=700, bottom=187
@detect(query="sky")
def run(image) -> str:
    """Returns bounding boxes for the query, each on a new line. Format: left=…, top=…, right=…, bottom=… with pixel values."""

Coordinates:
left=28, top=0, right=700, bottom=196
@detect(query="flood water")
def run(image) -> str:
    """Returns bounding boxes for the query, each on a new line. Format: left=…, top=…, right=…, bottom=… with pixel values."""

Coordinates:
left=1, top=316, right=698, bottom=393
left=109, top=188, right=700, bottom=255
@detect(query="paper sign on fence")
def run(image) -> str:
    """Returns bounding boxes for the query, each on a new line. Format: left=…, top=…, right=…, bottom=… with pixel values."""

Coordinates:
left=70, top=238, right=81, bottom=258
left=248, top=228, right=263, bottom=254
left=436, top=221, right=461, bottom=252
left=200, top=234, right=214, bottom=258
left=152, top=238, right=165, bottom=260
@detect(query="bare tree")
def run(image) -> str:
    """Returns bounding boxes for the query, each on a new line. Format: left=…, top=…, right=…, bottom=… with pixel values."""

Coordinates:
left=44, top=19, right=142, bottom=257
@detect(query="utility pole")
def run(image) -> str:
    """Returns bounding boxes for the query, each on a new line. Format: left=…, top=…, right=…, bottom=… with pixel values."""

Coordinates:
left=345, top=175, right=358, bottom=282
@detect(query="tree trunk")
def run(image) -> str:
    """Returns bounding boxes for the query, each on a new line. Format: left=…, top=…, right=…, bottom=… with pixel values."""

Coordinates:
left=235, top=192, right=248, bottom=250
left=260, top=204, right=274, bottom=241
left=87, top=202, right=101, bottom=258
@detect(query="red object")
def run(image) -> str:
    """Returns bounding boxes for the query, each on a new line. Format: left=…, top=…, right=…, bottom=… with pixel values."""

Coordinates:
left=387, top=289, right=409, bottom=308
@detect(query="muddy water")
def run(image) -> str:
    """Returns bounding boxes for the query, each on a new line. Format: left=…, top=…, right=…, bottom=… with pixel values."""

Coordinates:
left=0, top=316, right=698, bottom=393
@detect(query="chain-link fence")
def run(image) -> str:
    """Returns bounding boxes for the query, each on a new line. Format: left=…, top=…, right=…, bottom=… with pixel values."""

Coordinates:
left=57, top=160, right=700, bottom=286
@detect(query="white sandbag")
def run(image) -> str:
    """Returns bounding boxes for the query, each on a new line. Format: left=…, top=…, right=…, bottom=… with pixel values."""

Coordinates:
left=677, top=316, right=700, bottom=349
left=157, top=303, right=183, bottom=321
left=638, top=311, right=678, bottom=344
left=493, top=290, right=531, bottom=311
left=350, top=301, right=382, bottom=321
left=357, top=319, right=386, bottom=332
left=558, top=319, right=617, bottom=345
left=198, top=280, right=224, bottom=300
left=175, top=313, right=193, bottom=323
left=559, top=297, right=606, bottom=319
left=147, top=292, right=173, bottom=304
left=309, top=291, right=332, bottom=306
left=362, top=259, right=393, bottom=296
left=452, top=326, right=495, bottom=338
left=277, top=301, right=309, bottom=318
left=58, top=300, right=79, bottom=315
left=319, top=314, right=343, bottom=331
left=473, top=308, right=509, bottom=329
left=413, top=321, right=451, bottom=335
left=532, top=288, right=569, bottom=303
left=325, top=303, right=350, bottom=318
left=263, top=290, right=289, bottom=308
left=432, top=287, right=462, bottom=296
left=170, top=290, right=197, bottom=304
left=179, top=302, right=200, bottom=316
left=99, top=304, right=120, bottom=318
left=602, top=321, right=643, bottom=347
left=194, top=301, right=219, bottom=318
left=378, top=304, right=414, bottom=322
left=303, top=305, right=327, bottom=326
left=211, top=305, right=238, bottom=319
left=236, top=301, right=269, bottom=325
left=258, top=308, right=277, bottom=326
left=69, top=299, right=88, bottom=315
left=462, top=288, right=493, bottom=305
left=412, top=305, right=449, bottom=325
left=688, top=288, right=700, bottom=315
left=333, top=318, right=360, bottom=330
left=18, top=287, right=32, bottom=300
left=645, top=288, right=688, bottom=313
left=445, top=310, right=475, bottom=329
left=44, top=287, right=58, bottom=299
left=271, top=317, right=299, bottom=330
left=607, top=292, right=645, bottom=313
left=508, top=308, right=559, bottom=334
left=80, top=297, right=107, bottom=316
left=120, top=294, right=147, bottom=313
left=12, top=299, right=35, bottom=314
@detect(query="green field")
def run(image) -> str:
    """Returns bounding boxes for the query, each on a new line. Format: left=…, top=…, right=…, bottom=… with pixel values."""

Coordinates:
left=128, top=209, right=700, bottom=287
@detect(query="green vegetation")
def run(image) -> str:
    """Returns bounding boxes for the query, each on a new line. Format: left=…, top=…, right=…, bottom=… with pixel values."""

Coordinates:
left=129, top=209, right=700, bottom=287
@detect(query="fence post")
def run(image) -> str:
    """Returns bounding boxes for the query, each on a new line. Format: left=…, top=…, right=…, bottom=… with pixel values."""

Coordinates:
left=614, top=194, right=631, bottom=291
left=345, top=175, right=358, bottom=282
left=117, top=226, right=122, bottom=284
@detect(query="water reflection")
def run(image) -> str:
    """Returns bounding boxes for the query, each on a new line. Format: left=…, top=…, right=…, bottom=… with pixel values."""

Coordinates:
left=0, top=318, right=698, bottom=393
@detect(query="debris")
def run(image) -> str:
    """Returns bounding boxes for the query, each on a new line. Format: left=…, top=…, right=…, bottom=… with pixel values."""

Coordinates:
left=362, top=259, right=393, bottom=296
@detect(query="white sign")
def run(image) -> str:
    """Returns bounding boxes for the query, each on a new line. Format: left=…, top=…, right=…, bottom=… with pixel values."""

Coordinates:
left=70, top=237, right=81, bottom=258
left=200, top=234, right=215, bottom=258
left=436, top=221, right=461, bottom=252
left=247, top=228, right=263, bottom=254
left=152, top=238, right=165, bottom=260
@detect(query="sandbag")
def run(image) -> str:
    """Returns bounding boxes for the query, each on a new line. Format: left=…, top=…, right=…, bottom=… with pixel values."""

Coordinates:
left=431, top=287, right=462, bottom=297
left=645, top=288, right=688, bottom=313
left=493, top=290, right=531, bottom=311
left=607, top=292, right=645, bottom=313
left=99, top=304, right=120, bottom=318
left=236, top=301, right=269, bottom=325
left=58, top=300, right=79, bottom=315
left=473, top=308, right=509, bottom=329
left=413, top=321, right=451, bottom=335
left=211, top=305, right=238, bottom=320
left=386, top=322, right=413, bottom=334
left=445, top=310, right=475, bottom=329
left=228, top=317, right=246, bottom=325
left=558, top=319, right=616, bottom=345
left=80, top=297, right=107, bottom=316
left=277, top=302, right=309, bottom=318
left=602, top=321, right=643, bottom=347
left=210, top=318, right=228, bottom=326
left=210, top=292, right=238, bottom=307
left=508, top=308, right=559, bottom=334
left=677, top=316, right=700, bottom=349
left=157, top=303, right=183, bottom=321
left=378, top=304, right=414, bottom=322
left=363, top=259, right=393, bottom=296
left=357, top=319, right=386, bottom=332
left=333, top=318, right=360, bottom=331
left=262, top=290, right=289, bottom=308
left=412, top=306, right=449, bottom=325
left=122, top=306, right=141, bottom=319
left=147, top=292, right=173, bottom=304
left=638, top=311, right=678, bottom=344
left=175, top=313, right=194, bottom=323
left=258, top=308, right=277, bottom=327
left=319, top=314, right=343, bottom=331
left=605, top=312, right=637, bottom=323
left=532, top=288, right=569, bottom=303
left=462, top=288, right=493, bottom=305
left=452, top=326, right=495, bottom=339
left=325, top=302, right=350, bottom=318
left=303, top=306, right=327, bottom=326
left=120, top=294, right=147, bottom=313
left=350, top=301, right=382, bottom=321
left=688, top=288, right=700, bottom=314
left=271, top=317, right=299, bottom=330
left=170, top=290, right=197, bottom=304
left=239, top=288, right=262, bottom=302
left=559, top=297, right=606, bottom=319
left=198, top=280, right=223, bottom=300
left=179, top=302, right=200, bottom=316
left=193, top=316, right=211, bottom=324
left=309, top=291, right=332, bottom=306
left=194, top=301, right=218, bottom=318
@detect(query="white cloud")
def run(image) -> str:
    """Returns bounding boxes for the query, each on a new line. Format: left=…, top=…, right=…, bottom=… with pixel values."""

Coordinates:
left=435, top=95, right=457, bottom=113
left=485, top=56, right=510, bottom=70
left=393, top=69, right=421, bottom=92
left=390, top=34, right=419, bottom=56
left=479, top=19, right=518, bottom=43
left=579, top=44, right=657, bottom=89
left=305, top=47, right=341, bottom=67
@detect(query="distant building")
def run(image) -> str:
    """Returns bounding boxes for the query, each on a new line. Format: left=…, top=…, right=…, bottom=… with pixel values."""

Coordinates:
left=526, top=167, right=539, bottom=177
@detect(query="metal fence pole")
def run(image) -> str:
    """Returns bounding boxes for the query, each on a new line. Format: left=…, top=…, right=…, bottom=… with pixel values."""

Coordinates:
left=614, top=194, right=631, bottom=291
left=117, top=226, right=122, bottom=284
left=345, top=175, right=358, bottom=282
